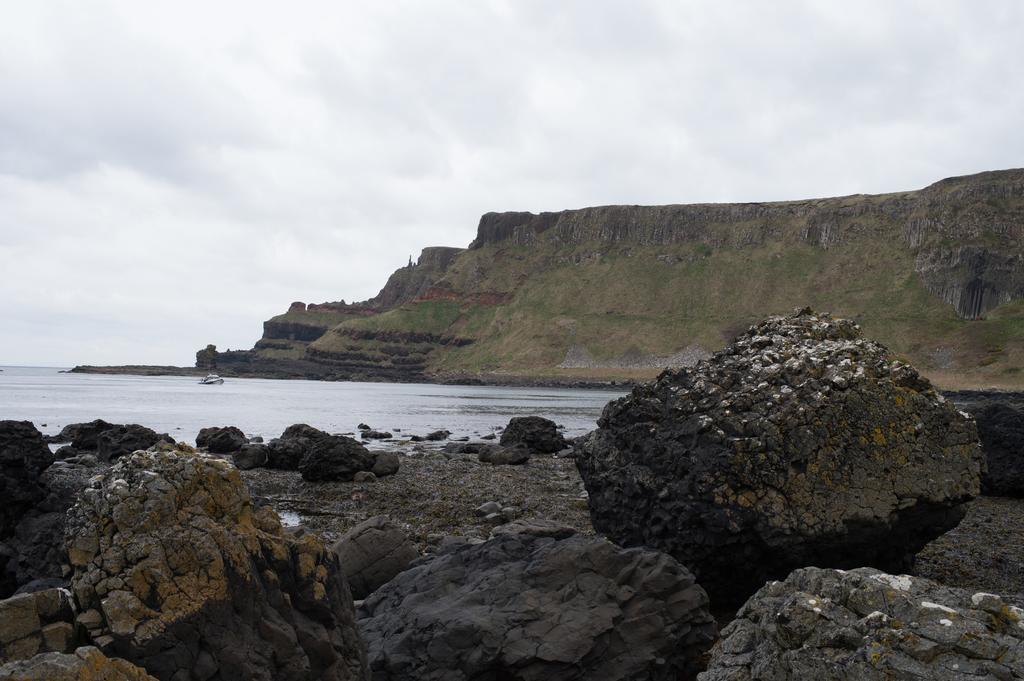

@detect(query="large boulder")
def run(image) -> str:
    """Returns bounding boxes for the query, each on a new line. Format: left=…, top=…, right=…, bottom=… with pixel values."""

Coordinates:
left=700, top=567, right=1024, bottom=680
left=233, top=443, right=269, bottom=470
left=576, top=309, right=984, bottom=605
left=94, top=425, right=171, bottom=463
left=499, top=416, right=566, bottom=453
left=299, top=436, right=376, bottom=482
left=357, top=528, right=716, bottom=681
left=971, top=402, right=1024, bottom=497
left=47, top=420, right=116, bottom=446
left=65, top=448, right=367, bottom=681
left=0, top=646, right=157, bottom=680
left=195, top=426, right=247, bottom=454
left=0, top=421, right=53, bottom=538
left=266, top=424, right=333, bottom=471
left=65, top=420, right=118, bottom=449
left=332, top=516, right=418, bottom=600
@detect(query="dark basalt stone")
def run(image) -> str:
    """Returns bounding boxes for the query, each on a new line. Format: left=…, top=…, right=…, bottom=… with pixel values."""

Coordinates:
left=95, top=425, right=171, bottom=462
left=195, top=425, right=247, bottom=454
left=52, top=419, right=117, bottom=448
left=576, top=309, right=984, bottom=606
left=499, top=416, right=566, bottom=454
left=332, top=516, right=417, bottom=600
left=358, top=528, right=717, bottom=681
left=0, top=421, right=53, bottom=539
left=299, top=436, right=376, bottom=482
left=233, top=443, right=270, bottom=471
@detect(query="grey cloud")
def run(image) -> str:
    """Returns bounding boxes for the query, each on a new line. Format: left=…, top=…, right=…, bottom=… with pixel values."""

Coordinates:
left=1, top=1, right=1022, bottom=365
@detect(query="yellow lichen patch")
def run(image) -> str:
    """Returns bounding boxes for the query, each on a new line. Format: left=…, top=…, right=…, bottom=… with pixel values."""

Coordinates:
left=872, top=428, right=887, bottom=446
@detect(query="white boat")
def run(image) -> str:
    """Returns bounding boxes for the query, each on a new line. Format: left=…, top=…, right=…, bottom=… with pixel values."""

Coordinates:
left=199, top=374, right=224, bottom=385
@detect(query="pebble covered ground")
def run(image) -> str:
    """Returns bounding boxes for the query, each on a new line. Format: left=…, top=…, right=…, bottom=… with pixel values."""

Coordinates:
left=242, top=446, right=593, bottom=547
left=243, top=443, right=1023, bottom=612
left=914, top=495, right=1024, bottom=607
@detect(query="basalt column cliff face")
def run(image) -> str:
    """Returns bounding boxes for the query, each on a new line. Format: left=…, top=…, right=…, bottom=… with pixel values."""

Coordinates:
left=209, top=169, right=1024, bottom=386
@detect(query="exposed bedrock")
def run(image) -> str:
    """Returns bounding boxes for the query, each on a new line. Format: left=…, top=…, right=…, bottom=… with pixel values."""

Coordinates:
left=65, top=448, right=367, bottom=681
left=576, top=309, right=984, bottom=606
left=357, top=526, right=717, bottom=681
left=699, top=567, right=1024, bottom=680
left=332, top=516, right=418, bottom=601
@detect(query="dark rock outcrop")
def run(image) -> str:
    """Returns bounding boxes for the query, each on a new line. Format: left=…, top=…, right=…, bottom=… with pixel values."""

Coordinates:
left=66, top=448, right=367, bottom=681
left=499, top=416, right=566, bottom=454
left=971, top=402, right=1024, bottom=497
left=195, top=426, right=247, bottom=454
left=357, top=528, right=716, bottom=681
left=700, top=567, right=1024, bottom=680
left=360, top=430, right=392, bottom=440
left=0, top=421, right=53, bottom=538
left=265, top=424, right=333, bottom=471
left=47, top=420, right=116, bottom=446
left=298, top=436, right=376, bottom=482
left=233, top=444, right=269, bottom=471
left=61, top=420, right=118, bottom=449
left=370, top=452, right=400, bottom=478
left=332, top=517, right=418, bottom=600
left=0, top=646, right=158, bottom=680
left=94, top=425, right=170, bottom=463
left=576, top=309, right=984, bottom=605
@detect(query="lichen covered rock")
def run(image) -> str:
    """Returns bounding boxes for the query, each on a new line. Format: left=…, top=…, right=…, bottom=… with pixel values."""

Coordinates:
left=357, top=528, right=716, bottom=681
left=0, top=646, right=157, bottom=681
left=66, top=448, right=367, bottom=681
left=699, top=567, right=1024, bottom=680
left=576, top=309, right=984, bottom=604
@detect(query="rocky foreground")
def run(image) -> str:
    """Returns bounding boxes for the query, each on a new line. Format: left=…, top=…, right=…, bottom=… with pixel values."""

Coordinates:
left=3, top=310, right=1024, bottom=680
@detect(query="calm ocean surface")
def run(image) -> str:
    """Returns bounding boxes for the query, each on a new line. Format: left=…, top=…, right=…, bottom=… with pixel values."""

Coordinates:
left=0, top=366, right=627, bottom=444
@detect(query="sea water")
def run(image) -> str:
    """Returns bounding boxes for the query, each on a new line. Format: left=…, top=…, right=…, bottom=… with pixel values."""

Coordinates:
left=0, top=366, right=627, bottom=443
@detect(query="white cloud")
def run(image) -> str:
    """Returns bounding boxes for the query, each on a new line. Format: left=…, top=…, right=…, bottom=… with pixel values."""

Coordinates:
left=1, top=0, right=1022, bottom=365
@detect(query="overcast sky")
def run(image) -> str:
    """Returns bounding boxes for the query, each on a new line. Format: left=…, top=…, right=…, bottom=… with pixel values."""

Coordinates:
left=2, top=1, right=1022, bottom=366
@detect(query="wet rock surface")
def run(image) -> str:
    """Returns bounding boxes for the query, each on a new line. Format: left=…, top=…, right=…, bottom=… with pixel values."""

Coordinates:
left=577, top=309, right=984, bottom=605
left=499, top=416, right=567, bottom=454
left=357, top=528, right=717, bottom=681
left=700, top=566, right=1024, bottom=680
left=65, top=448, right=367, bottom=681
left=195, top=426, right=247, bottom=454
left=332, top=516, right=418, bottom=600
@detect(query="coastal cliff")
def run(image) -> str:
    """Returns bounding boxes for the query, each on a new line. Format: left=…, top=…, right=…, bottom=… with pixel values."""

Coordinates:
left=74, top=168, right=1024, bottom=387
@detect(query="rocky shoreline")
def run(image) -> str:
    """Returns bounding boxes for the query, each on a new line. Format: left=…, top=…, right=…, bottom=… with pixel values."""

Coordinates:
left=5, top=310, right=1024, bottom=679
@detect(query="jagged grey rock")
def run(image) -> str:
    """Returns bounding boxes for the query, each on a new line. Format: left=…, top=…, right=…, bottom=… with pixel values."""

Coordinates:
left=332, top=516, right=418, bottom=600
left=699, top=567, right=1024, bottom=680
left=0, top=422, right=53, bottom=539
left=576, top=309, right=984, bottom=605
left=65, top=447, right=367, bottom=681
left=357, top=529, right=717, bottom=681
left=232, top=443, right=269, bottom=470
